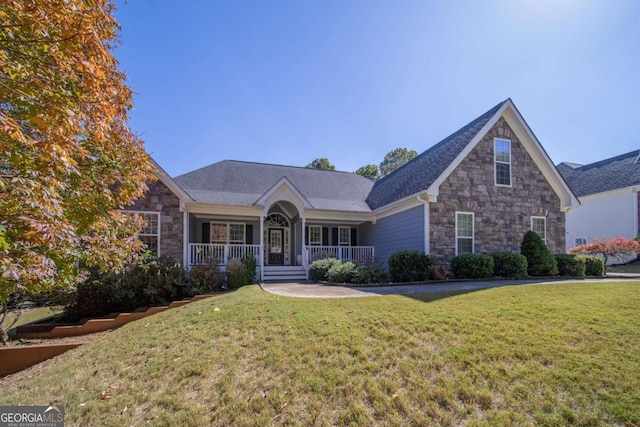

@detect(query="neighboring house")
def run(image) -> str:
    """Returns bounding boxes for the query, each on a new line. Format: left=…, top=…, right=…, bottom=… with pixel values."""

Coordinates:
left=127, top=99, right=578, bottom=281
left=558, top=150, right=640, bottom=257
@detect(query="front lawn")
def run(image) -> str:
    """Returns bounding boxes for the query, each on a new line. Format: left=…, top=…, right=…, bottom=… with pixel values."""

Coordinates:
left=2, top=282, right=639, bottom=426
left=5, top=306, right=64, bottom=329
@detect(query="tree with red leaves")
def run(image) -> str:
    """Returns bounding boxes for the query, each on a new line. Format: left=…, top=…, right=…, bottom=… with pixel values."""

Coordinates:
left=569, top=237, right=640, bottom=275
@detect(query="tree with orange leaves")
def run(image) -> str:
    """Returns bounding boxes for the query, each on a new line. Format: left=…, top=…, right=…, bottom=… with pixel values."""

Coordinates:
left=0, top=0, right=155, bottom=328
left=569, top=237, right=640, bottom=275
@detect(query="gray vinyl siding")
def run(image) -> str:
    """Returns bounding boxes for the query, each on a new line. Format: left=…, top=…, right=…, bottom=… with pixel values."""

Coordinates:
left=360, top=205, right=425, bottom=266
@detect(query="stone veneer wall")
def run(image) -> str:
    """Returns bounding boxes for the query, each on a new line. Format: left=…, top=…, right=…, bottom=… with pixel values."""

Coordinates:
left=127, top=180, right=183, bottom=262
left=430, top=117, right=565, bottom=261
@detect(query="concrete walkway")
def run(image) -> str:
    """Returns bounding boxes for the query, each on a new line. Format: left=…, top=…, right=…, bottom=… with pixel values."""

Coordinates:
left=260, top=277, right=640, bottom=298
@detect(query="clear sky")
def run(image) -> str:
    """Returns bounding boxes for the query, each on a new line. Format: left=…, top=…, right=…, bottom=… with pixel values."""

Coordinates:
left=113, top=0, right=640, bottom=177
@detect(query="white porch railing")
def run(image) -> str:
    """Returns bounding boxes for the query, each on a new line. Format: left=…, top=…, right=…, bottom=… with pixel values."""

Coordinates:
left=305, top=246, right=375, bottom=265
left=189, top=243, right=261, bottom=266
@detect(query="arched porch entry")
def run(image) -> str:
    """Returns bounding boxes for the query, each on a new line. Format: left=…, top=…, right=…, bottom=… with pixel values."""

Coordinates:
left=263, top=212, right=290, bottom=265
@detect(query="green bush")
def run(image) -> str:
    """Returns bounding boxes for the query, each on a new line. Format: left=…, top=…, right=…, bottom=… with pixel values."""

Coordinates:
left=555, top=254, right=586, bottom=276
left=188, top=258, right=224, bottom=294
left=309, top=258, right=341, bottom=281
left=388, top=250, right=437, bottom=282
left=451, top=254, right=494, bottom=279
left=352, top=264, right=389, bottom=284
left=226, top=254, right=257, bottom=289
left=65, top=256, right=187, bottom=322
left=520, top=231, right=558, bottom=276
left=327, top=262, right=357, bottom=283
left=491, top=252, right=528, bottom=279
left=577, top=255, right=604, bottom=276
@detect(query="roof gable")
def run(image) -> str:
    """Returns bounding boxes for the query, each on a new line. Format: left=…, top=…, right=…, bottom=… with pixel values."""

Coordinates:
left=367, top=100, right=506, bottom=210
left=367, top=99, right=578, bottom=212
left=558, top=150, right=640, bottom=197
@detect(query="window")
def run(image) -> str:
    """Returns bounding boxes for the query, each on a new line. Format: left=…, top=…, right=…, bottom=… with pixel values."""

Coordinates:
left=128, top=211, right=160, bottom=256
left=494, top=138, right=511, bottom=186
left=210, top=223, right=245, bottom=244
left=456, top=212, right=474, bottom=255
left=531, top=216, right=546, bottom=242
left=229, top=224, right=245, bottom=244
left=210, top=223, right=228, bottom=243
left=308, top=225, right=322, bottom=246
left=575, top=237, right=587, bottom=247
left=338, top=227, right=351, bottom=246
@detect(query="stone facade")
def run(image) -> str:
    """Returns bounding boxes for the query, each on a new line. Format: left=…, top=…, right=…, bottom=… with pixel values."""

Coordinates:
left=127, top=179, right=184, bottom=262
left=430, top=118, right=565, bottom=261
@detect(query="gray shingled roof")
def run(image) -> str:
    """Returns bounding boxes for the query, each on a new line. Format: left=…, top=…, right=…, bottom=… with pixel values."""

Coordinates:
left=557, top=150, right=640, bottom=197
left=174, top=161, right=375, bottom=212
left=366, top=100, right=507, bottom=210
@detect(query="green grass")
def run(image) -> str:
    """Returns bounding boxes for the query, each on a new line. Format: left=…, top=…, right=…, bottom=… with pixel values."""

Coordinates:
left=5, top=306, right=63, bottom=329
left=2, top=282, right=640, bottom=426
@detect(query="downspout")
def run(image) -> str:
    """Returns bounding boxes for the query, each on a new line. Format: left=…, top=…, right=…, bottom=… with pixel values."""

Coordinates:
left=418, top=195, right=430, bottom=254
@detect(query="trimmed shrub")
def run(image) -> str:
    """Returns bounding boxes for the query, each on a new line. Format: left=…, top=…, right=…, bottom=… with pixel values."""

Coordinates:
left=520, top=231, right=558, bottom=276
left=309, top=258, right=341, bottom=281
left=352, top=264, right=389, bottom=284
left=555, top=254, right=586, bottom=276
left=491, top=252, right=528, bottom=279
left=327, top=262, right=357, bottom=283
left=388, top=250, right=437, bottom=282
left=451, top=254, right=494, bottom=279
left=188, top=258, right=225, bottom=294
left=577, top=255, right=604, bottom=276
left=226, top=254, right=257, bottom=289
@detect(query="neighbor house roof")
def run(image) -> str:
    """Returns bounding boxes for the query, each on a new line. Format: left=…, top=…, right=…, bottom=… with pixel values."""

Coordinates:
left=557, top=150, right=640, bottom=197
left=366, top=100, right=508, bottom=210
left=174, top=160, right=375, bottom=212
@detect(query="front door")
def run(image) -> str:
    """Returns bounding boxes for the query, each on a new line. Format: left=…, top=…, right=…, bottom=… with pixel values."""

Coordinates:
left=269, top=228, right=284, bottom=265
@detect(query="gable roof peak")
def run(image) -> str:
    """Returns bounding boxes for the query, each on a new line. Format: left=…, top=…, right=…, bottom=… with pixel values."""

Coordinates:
left=367, top=99, right=509, bottom=209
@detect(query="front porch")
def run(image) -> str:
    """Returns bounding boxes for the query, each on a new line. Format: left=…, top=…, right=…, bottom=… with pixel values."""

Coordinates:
left=187, top=243, right=375, bottom=280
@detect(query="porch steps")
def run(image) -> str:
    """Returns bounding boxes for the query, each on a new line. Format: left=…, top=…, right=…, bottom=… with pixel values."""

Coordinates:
left=263, top=266, right=308, bottom=282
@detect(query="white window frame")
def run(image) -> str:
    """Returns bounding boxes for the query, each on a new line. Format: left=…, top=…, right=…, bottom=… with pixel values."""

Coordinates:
left=308, top=225, right=322, bottom=246
left=575, top=237, right=587, bottom=247
left=455, top=211, right=474, bottom=255
left=338, top=226, right=351, bottom=246
left=128, top=211, right=161, bottom=256
left=210, top=222, right=246, bottom=245
left=531, top=216, right=547, bottom=242
left=494, top=138, right=512, bottom=187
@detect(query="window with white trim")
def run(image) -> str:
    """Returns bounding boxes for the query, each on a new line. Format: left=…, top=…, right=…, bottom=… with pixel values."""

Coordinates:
left=338, top=227, right=351, bottom=246
left=494, top=138, right=512, bottom=186
left=128, top=211, right=160, bottom=256
left=575, top=237, right=587, bottom=247
left=210, top=223, right=245, bottom=244
left=455, top=212, right=474, bottom=255
left=531, top=216, right=546, bottom=242
left=308, top=225, right=322, bottom=246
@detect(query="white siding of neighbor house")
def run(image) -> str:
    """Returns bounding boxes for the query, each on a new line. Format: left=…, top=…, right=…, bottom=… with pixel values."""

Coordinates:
left=360, top=205, right=425, bottom=266
left=566, top=189, right=638, bottom=253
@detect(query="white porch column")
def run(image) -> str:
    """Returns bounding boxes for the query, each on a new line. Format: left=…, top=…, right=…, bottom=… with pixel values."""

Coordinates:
left=301, top=217, right=306, bottom=268
left=259, top=215, right=264, bottom=282
left=183, top=211, right=189, bottom=267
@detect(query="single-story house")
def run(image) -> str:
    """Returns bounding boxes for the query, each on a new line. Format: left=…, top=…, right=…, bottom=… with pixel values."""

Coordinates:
left=558, top=150, right=640, bottom=257
left=128, top=99, right=578, bottom=281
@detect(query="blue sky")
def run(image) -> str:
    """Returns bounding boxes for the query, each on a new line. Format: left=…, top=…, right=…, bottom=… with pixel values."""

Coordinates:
left=114, top=0, right=640, bottom=177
